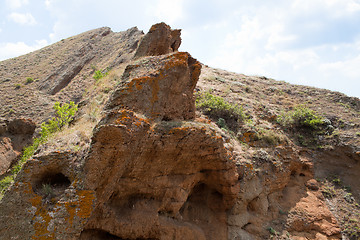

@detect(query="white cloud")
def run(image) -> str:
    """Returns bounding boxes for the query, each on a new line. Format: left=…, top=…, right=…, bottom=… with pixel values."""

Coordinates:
left=146, top=0, right=185, bottom=26
left=5, top=0, right=29, bottom=9
left=44, top=0, right=51, bottom=7
left=203, top=2, right=360, bottom=97
left=0, top=39, right=48, bottom=61
left=292, top=0, right=360, bottom=17
left=8, top=12, right=37, bottom=26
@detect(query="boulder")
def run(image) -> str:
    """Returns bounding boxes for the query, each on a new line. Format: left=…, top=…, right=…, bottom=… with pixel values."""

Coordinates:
left=107, top=51, right=201, bottom=121
left=134, top=22, right=181, bottom=58
left=7, top=118, right=36, bottom=135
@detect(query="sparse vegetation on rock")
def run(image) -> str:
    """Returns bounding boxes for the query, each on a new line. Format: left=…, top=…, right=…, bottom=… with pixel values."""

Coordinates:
left=0, top=101, right=77, bottom=199
left=196, top=90, right=245, bottom=131
left=277, top=105, right=324, bottom=130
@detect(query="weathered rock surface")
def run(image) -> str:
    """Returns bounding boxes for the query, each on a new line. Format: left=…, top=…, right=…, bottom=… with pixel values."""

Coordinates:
left=0, top=151, right=95, bottom=239
left=0, top=137, right=17, bottom=175
left=107, top=52, right=201, bottom=121
left=82, top=109, right=238, bottom=239
left=134, top=22, right=181, bottom=58
left=0, top=118, right=36, bottom=176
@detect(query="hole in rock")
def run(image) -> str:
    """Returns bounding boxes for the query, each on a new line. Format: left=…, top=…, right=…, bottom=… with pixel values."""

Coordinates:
left=33, top=172, right=71, bottom=199
left=161, top=116, right=172, bottom=121
left=299, top=173, right=305, bottom=177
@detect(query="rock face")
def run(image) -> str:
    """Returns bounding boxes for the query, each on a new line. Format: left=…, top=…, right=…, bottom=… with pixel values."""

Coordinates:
left=0, top=118, right=36, bottom=175
left=82, top=109, right=238, bottom=239
left=107, top=52, right=201, bottom=121
left=134, top=22, right=181, bottom=58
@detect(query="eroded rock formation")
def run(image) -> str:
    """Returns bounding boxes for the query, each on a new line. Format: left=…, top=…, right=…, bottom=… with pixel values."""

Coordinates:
left=0, top=24, right=239, bottom=239
left=134, top=22, right=181, bottom=58
left=107, top=52, right=201, bottom=121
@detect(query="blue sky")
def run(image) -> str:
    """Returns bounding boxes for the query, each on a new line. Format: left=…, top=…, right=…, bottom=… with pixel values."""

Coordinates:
left=1, top=0, right=359, bottom=98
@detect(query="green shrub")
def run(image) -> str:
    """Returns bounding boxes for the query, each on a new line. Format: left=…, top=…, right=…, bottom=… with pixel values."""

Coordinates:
left=93, top=69, right=109, bottom=81
left=40, top=101, right=78, bottom=138
left=25, top=77, right=34, bottom=84
left=196, top=91, right=245, bottom=131
left=216, top=118, right=227, bottom=130
left=277, top=105, right=324, bottom=130
left=14, top=84, right=21, bottom=89
left=321, top=185, right=336, bottom=198
left=0, top=176, right=14, bottom=190
left=42, top=183, right=54, bottom=199
left=0, top=101, right=78, bottom=199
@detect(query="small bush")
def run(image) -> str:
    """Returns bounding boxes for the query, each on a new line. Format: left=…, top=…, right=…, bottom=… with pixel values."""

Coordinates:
left=216, top=118, right=227, bottom=130
left=42, top=183, right=54, bottom=199
left=93, top=69, right=109, bottom=81
left=277, top=105, right=324, bottom=130
left=25, top=77, right=34, bottom=84
left=14, top=84, right=21, bottom=89
left=40, top=101, right=78, bottom=138
left=196, top=91, right=245, bottom=131
left=321, top=185, right=336, bottom=198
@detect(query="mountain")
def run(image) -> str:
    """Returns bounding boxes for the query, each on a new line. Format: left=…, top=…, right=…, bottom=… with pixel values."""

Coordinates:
left=0, top=22, right=359, bottom=240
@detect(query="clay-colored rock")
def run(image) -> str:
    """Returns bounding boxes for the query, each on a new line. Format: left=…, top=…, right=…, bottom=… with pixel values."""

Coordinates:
left=0, top=151, right=95, bottom=240
left=134, top=22, right=181, bottom=58
left=82, top=50, right=237, bottom=239
left=107, top=52, right=201, bottom=121
left=82, top=109, right=239, bottom=239
left=0, top=137, right=17, bottom=175
left=287, top=191, right=341, bottom=238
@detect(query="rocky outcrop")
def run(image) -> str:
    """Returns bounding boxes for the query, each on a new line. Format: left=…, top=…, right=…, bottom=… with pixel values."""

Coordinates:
left=0, top=137, right=17, bottom=175
left=107, top=52, right=201, bottom=121
left=0, top=151, right=95, bottom=239
left=134, top=22, right=181, bottom=58
left=82, top=109, right=238, bottom=240
left=82, top=51, right=238, bottom=239
left=0, top=118, right=36, bottom=175
left=0, top=24, right=239, bottom=240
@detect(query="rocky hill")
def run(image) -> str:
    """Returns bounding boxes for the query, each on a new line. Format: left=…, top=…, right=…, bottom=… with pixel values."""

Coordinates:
left=0, top=22, right=359, bottom=240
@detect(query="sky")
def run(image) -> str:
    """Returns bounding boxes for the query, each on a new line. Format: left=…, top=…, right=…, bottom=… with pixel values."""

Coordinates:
left=0, top=0, right=359, bottom=98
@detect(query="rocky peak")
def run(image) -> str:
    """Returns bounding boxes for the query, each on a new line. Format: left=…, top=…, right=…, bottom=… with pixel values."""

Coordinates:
left=134, top=22, right=181, bottom=58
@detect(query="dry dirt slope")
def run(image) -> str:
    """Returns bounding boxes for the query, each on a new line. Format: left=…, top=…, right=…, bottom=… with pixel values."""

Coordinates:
left=0, top=23, right=359, bottom=239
